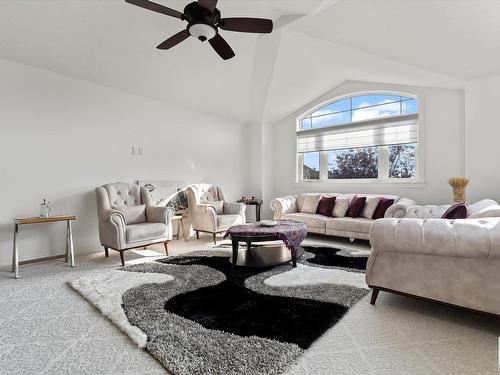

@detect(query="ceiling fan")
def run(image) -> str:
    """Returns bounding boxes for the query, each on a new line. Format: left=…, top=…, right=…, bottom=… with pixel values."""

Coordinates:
left=125, top=0, right=273, bottom=60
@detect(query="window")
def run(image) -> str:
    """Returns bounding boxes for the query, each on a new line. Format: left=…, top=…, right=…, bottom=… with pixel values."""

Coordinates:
left=297, top=93, right=419, bottom=182
left=302, top=152, right=320, bottom=180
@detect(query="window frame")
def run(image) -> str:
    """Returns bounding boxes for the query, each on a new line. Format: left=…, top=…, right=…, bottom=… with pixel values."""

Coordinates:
left=295, top=91, right=424, bottom=185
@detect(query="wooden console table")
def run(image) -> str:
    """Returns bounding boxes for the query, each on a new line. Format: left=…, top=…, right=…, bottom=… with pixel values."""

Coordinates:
left=12, top=215, right=76, bottom=279
left=237, top=198, right=264, bottom=222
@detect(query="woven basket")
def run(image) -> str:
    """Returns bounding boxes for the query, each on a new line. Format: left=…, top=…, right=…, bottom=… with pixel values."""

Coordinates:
left=448, top=177, right=469, bottom=204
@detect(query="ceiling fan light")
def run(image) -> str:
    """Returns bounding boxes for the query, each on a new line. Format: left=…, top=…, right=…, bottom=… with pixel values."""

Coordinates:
left=188, top=23, right=217, bottom=42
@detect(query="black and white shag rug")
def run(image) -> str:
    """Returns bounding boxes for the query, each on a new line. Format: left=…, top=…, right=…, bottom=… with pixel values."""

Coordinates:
left=70, top=247, right=369, bottom=375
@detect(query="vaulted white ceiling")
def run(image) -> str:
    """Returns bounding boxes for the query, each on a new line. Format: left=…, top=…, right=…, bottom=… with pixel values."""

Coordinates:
left=0, top=0, right=497, bottom=125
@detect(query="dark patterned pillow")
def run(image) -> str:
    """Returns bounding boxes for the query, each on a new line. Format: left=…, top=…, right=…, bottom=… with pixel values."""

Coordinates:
left=346, top=196, right=366, bottom=218
left=441, top=203, right=468, bottom=219
left=372, top=198, right=395, bottom=219
left=316, top=196, right=336, bottom=217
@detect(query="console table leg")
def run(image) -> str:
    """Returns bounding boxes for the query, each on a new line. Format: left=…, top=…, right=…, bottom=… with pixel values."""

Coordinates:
left=67, top=220, right=75, bottom=267
left=12, top=223, right=19, bottom=279
left=256, top=205, right=261, bottom=222
left=65, top=223, right=69, bottom=263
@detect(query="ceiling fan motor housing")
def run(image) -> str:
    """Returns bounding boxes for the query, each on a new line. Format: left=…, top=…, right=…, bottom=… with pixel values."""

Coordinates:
left=184, top=2, right=221, bottom=42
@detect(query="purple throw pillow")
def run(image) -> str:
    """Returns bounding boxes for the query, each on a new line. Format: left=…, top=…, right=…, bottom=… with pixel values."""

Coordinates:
left=316, top=196, right=336, bottom=217
left=346, top=196, right=366, bottom=218
left=441, top=203, right=468, bottom=219
left=372, top=198, right=395, bottom=219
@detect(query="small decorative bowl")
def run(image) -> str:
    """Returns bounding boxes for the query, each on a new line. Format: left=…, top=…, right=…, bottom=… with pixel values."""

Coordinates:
left=260, top=220, right=277, bottom=227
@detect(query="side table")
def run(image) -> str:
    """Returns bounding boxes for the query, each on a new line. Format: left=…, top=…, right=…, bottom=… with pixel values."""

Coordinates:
left=12, top=215, right=76, bottom=279
left=237, top=198, right=264, bottom=222
left=172, top=213, right=188, bottom=242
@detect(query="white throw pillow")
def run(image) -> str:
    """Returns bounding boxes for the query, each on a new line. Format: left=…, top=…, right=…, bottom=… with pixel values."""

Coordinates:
left=467, top=199, right=498, bottom=217
left=361, top=197, right=381, bottom=219
left=467, top=204, right=500, bottom=219
left=332, top=198, right=350, bottom=217
left=209, top=200, right=224, bottom=214
left=301, top=194, right=321, bottom=214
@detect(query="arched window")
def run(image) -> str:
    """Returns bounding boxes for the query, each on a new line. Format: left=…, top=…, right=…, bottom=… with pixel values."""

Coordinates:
left=297, top=93, right=419, bottom=182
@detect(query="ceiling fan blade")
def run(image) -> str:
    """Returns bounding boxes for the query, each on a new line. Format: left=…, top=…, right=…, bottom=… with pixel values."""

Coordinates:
left=125, top=0, right=183, bottom=19
left=209, top=34, right=235, bottom=60
left=157, top=30, right=190, bottom=50
left=198, top=0, right=218, bottom=13
left=220, top=18, right=273, bottom=33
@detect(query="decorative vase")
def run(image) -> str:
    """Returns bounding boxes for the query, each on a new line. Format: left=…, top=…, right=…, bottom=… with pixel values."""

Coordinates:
left=447, top=177, right=469, bottom=203
left=40, top=198, right=51, bottom=217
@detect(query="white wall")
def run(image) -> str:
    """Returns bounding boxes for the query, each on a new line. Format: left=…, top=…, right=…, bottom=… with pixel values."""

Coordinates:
left=270, top=81, right=465, bottom=207
left=465, top=75, right=500, bottom=203
left=0, top=58, right=247, bottom=265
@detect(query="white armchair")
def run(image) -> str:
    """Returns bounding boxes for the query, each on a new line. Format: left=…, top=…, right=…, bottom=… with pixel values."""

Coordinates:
left=186, top=183, right=246, bottom=243
left=95, top=182, right=174, bottom=265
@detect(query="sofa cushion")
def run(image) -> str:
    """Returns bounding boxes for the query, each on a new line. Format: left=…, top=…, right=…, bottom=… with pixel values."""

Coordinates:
left=316, top=196, right=336, bottom=217
left=126, top=222, right=166, bottom=243
left=282, top=213, right=327, bottom=229
left=117, top=204, right=146, bottom=224
left=373, top=198, right=395, bottom=219
left=442, top=203, right=468, bottom=219
left=326, top=217, right=373, bottom=234
left=217, top=214, right=244, bottom=229
left=346, top=196, right=366, bottom=218
left=301, top=194, right=321, bottom=214
left=361, top=197, right=381, bottom=219
left=332, top=197, right=350, bottom=217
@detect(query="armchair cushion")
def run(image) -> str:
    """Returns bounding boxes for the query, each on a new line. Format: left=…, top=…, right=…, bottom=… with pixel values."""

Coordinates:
left=116, top=204, right=146, bottom=224
left=223, top=202, right=245, bottom=215
left=126, top=223, right=167, bottom=244
left=217, top=214, right=244, bottom=229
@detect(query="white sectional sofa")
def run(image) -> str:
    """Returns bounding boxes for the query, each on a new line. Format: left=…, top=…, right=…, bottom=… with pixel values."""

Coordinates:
left=367, top=199, right=500, bottom=316
left=270, top=193, right=416, bottom=240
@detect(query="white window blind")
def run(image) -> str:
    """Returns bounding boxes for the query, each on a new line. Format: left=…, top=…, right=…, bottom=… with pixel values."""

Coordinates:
left=297, top=113, right=418, bottom=153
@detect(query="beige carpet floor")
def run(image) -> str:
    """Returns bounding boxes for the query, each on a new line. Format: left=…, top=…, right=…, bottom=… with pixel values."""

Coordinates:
left=0, top=234, right=499, bottom=375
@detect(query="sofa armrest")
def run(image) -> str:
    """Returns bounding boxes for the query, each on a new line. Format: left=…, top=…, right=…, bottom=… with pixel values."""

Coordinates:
left=104, top=209, right=126, bottom=225
left=146, top=205, right=175, bottom=224
left=397, top=198, right=416, bottom=206
left=384, top=202, right=411, bottom=218
left=370, top=218, right=500, bottom=259
left=383, top=198, right=417, bottom=218
left=223, top=202, right=246, bottom=217
left=100, top=209, right=127, bottom=249
left=405, top=204, right=450, bottom=219
left=193, top=204, right=217, bottom=232
left=270, top=195, right=298, bottom=220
